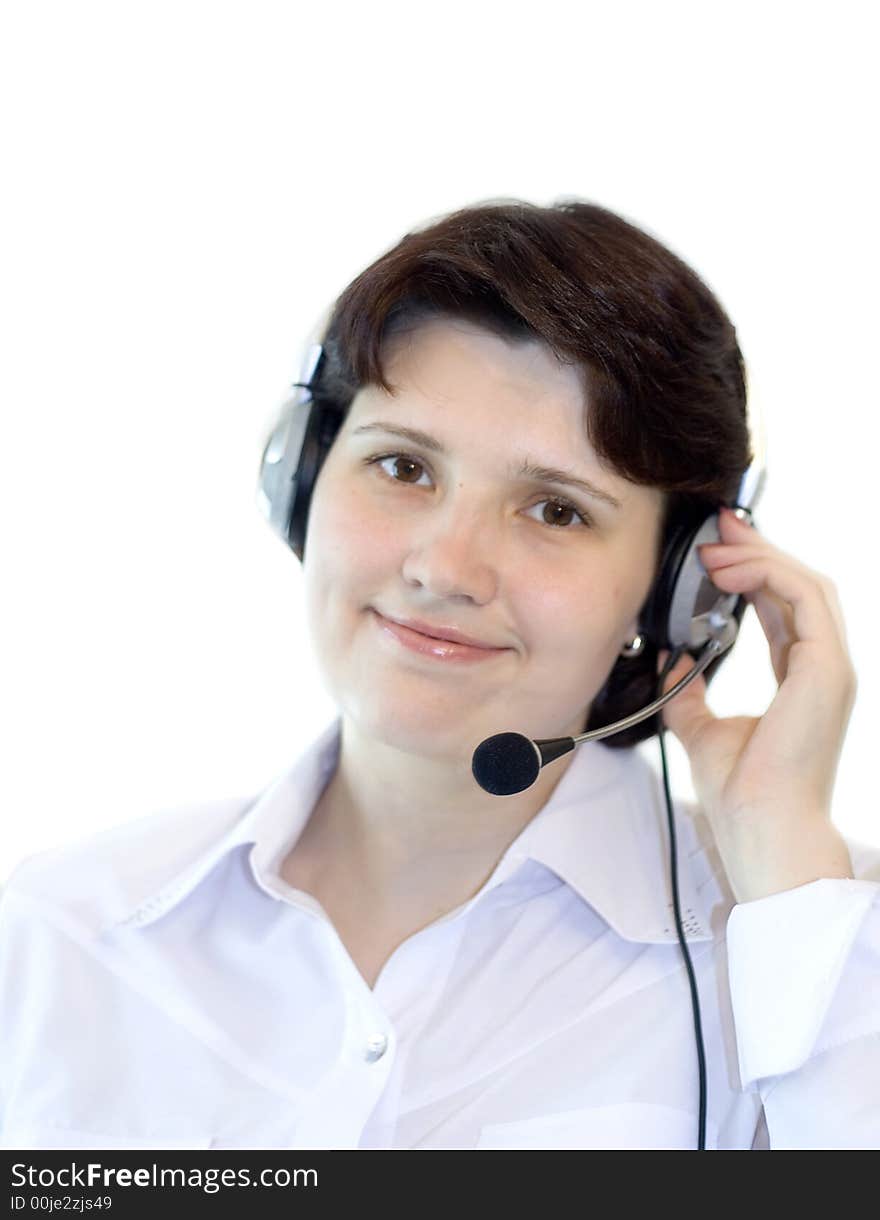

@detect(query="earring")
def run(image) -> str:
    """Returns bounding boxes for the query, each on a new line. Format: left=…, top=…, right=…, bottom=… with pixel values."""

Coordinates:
left=620, top=632, right=646, bottom=658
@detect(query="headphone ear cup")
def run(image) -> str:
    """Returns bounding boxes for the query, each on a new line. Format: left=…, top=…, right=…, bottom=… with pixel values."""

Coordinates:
left=256, top=343, right=342, bottom=562
left=257, top=388, right=314, bottom=551
left=287, top=399, right=343, bottom=562
left=642, top=510, right=744, bottom=654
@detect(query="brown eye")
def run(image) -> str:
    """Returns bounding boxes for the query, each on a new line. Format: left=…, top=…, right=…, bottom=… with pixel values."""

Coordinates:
left=388, top=456, right=423, bottom=483
left=540, top=501, right=578, bottom=528
left=524, top=496, right=591, bottom=530
left=367, top=453, right=431, bottom=486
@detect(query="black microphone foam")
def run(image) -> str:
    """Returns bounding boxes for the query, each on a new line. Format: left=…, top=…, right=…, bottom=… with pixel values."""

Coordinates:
left=471, top=732, right=575, bottom=796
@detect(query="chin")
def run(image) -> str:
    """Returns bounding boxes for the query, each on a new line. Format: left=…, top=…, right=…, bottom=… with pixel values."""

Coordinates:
left=343, top=694, right=493, bottom=757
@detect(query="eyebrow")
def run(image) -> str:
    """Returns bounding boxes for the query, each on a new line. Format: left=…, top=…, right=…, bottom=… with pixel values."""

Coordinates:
left=351, top=421, right=623, bottom=510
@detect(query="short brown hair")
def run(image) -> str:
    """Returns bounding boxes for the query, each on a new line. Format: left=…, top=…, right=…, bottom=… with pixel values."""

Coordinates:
left=310, top=197, right=752, bottom=748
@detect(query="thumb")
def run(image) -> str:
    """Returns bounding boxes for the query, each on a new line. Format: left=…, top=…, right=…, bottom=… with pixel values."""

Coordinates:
left=656, top=649, right=715, bottom=753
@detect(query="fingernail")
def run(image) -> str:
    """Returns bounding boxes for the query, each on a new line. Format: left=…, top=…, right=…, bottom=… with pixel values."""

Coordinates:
left=724, top=506, right=753, bottom=527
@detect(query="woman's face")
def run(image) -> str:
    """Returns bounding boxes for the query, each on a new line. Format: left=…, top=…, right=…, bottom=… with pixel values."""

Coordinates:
left=302, top=318, right=665, bottom=759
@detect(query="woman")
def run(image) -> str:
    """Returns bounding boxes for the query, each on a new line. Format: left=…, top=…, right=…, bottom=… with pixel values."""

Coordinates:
left=2, top=198, right=878, bottom=1151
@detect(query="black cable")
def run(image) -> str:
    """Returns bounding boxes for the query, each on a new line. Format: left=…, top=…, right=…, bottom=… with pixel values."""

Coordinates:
left=656, top=645, right=708, bottom=1151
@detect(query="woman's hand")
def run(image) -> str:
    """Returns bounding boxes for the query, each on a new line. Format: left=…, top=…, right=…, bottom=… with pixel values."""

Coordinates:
left=657, top=506, right=857, bottom=904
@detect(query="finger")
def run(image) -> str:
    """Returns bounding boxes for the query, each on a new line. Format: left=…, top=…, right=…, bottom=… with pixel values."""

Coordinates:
left=815, top=572, right=851, bottom=650
left=714, top=508, right=852, bottom=648
left=702, top=555, right=844, bottom=663
left=700, top=538, right=850, bottom=657
left=747, top=586, right=795, bottom=684
left=700, top=540, right=797, bottom=682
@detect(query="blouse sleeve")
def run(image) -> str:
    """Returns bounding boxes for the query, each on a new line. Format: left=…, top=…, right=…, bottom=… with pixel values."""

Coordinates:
left=725, top=834, right=880, bottom=1149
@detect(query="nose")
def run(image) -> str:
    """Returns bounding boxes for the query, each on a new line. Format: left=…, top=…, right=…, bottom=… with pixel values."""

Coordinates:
left=400, top=496, right=500, bottom=603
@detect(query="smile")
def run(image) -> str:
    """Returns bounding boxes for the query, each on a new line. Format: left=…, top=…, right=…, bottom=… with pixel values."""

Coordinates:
left=370, top=609, right=512, bottom=664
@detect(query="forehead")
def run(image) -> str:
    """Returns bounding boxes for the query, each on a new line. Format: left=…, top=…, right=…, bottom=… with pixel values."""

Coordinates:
left=375, top=316, right=588, bottom=421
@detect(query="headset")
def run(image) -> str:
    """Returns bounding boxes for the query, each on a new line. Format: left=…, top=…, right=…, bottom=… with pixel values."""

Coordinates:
left=256, top=314, right=768, bottom=1151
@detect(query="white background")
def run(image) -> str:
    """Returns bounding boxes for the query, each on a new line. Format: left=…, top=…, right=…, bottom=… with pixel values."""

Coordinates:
left=2, top=0, right=877, bottom=877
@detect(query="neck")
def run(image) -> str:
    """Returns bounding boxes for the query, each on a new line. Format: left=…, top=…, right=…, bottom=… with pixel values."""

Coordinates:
left=288, top=712, right=584, bottom=907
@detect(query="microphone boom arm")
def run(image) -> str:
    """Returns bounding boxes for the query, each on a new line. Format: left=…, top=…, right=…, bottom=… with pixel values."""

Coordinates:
left=565, top=630, right=730, bottom=748
left=471, top=622, right=738, bottom=796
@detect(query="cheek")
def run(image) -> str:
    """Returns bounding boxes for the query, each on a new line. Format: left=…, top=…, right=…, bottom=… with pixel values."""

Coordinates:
left=521, top=573, right=622, bottom=628
left=306, top=469, right=400, bottom=586
left=518, top=573, right=636, bottom=696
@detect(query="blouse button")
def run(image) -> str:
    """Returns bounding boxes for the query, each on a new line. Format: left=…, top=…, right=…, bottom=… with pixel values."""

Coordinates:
left=364, top=1032, right=389, bottom=1062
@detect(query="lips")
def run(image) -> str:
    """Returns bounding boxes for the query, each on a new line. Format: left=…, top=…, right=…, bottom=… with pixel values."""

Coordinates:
left=373, top=610, right=505, bottom=650
left=369, top=609, right=512, bottom=664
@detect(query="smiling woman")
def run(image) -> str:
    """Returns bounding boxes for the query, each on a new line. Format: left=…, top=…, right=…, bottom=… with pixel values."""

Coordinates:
left=2, top=196, right=877, bottom=1154
left=301, top=198, right=753, bottom=748
left=299, top=316, right=667, bottom=777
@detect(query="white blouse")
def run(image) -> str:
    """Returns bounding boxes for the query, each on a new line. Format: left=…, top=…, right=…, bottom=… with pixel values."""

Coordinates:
left=2, top=715, right=878, bottom=1150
